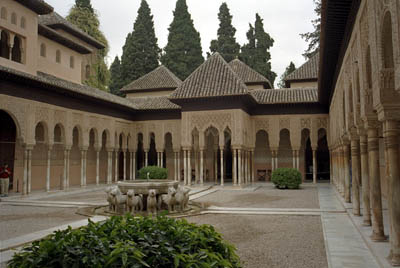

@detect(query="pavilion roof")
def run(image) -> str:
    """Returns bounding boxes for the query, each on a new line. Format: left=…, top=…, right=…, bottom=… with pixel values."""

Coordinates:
left=121, top=66, right=182, bottom=93
left=15, top=0, right=53, bottom=15
left=228, top=59, right=272, bottom=89
left=128, top=96, right=180, bottom=110
left=251, top=88, right=318, bottom=104
left=285, top=53, right=319, bottom=86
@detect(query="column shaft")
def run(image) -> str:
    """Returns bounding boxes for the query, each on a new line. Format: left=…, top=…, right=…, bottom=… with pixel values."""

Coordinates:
left=177, top=151, right=181, bottom=182
left=188, top=150, right=192, bottom=186
left=344, top=145, right=351, bottom=202
left=114, top=151, right=118, bottom=182
left=46, top=148, right=51, bottom=192
left=123, top=151, right=127, bottom=181
left=251, top=151, right=254, bottom=183
left=145, top=151, right=148, bottom=167
left=95, top=151, right=100, bottom=185
left=220, top=148, right=224, bottom=186
left=351, top=139, right=361, bottom=216
left=233, top=149, right=237, bottom=185
left=293, top=150, right=296, bottom=168
left=238, top=150, right=242, bottom=186
left=183, top=150, right=187, bottom=185
left=27, top=150, right=32, bottom=193
left=22, top=149, right=28, bottom=195
left=200, top=150, right=204, bottom=185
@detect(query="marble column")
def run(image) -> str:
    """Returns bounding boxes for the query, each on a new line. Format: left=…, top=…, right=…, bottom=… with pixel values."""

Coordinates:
left=161, top=151, right=164, bottom=168
left=123, top=150, right=127, bottom=181
left=274, top=151, right=278, bottom=170
left=200, top=149, right=204, bottom=185
left=367, top=127, right=386, bottom=241
left=214, top=150, right=218, bottom=184
left=271, top=150, right=275, bottom=171
left=27, top=149, right=32, bottom=193
left=296, top=150, right=300, bottom=170
left=114, top=150, right=118, bottom=182
left=351, top=138, right=361, bottom=216
left=312, top=149, right=317, bottom=184
left=243, top=150, right=247, bottom=184
left=195, top=150, right=199, bottom=184
left=107, top=150, right=112, bottom=184
left=22, top=148, right=28, bottom=195
left=339, top=147, right=345, bottom=196
left=238, top=149, right=242, bottom=186
left=80, top=149, right=87, bottom=187
left=144, top=150, right=148, bottom=167
left=62, top=148, right=69, bottom=190
left=174, top=152, right=177, bottom=181
left=177, top=151, right=181, bottom=182
left=220, top=147, right=224, bottom=186
left=46, top=146, right=52, bottom=192
left=183, top=150, right=187, bottom=185
left=360, top=135, right=371, bottom=226
left=250, top=150, right=255, bottom=183
left=188, top=150, right=192, bottom=186
left=344, top=144, right=351, bottom=203
left=233, top=149, right=237, bottom=185
left=384, top=120, right=400, bottom=265
left=95, top=149, right=100, bottom=185
left=293, top=150, right=296, bottom=168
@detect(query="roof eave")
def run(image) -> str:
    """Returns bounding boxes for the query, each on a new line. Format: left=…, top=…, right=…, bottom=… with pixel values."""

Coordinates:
left=15, top=0, right=53, bottom=15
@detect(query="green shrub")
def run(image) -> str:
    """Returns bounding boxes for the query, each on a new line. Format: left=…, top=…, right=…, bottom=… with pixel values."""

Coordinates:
left=8, top=215, right=241, bottom=268
left=271, top=168, right=302, bottom=189
left=138, top=166, right=168, bottom=180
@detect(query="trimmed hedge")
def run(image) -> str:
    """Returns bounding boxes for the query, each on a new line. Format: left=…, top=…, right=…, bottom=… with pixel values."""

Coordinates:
left=8, top=215, right=241, bottom=268
left=271, top=168, right=302, bottom=189
left=138, top=166, right=168, bottom=180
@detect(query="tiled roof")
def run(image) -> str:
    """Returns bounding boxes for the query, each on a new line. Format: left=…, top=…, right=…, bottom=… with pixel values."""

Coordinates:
left=170, top=53, right=249, bottom=99
left=285, top=53, right=319, bottom=82
left=228, top=59, right=272, bottom=89
left=15, top=0, right=53, bottom=15
left=128, top=96, right=181, bottom=110
left=121, top=66, right=182, bottom=92
left=251, top=88, right=318, bottom=104
left=38, top=24, right=92, bottom=54
left=39, top=12, right=105, bottom=49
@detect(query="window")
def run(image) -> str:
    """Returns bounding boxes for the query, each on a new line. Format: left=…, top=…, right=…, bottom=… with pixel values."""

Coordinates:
left=11, top=12, right=16, bottom=25
left=20, top=17, right=25, bottom=29
left=11, top=36, right=21, bottom=63
left=56, top=49, right=61, bottom=63
left=70, top=56, right=74, bottom=68
left=40, top=43, right=46, bottom=57
left=1, top=7, right=7, bottom=20
left=0, top=30, right=10, bottom=59
left=85, top=64, right=90, bottom=79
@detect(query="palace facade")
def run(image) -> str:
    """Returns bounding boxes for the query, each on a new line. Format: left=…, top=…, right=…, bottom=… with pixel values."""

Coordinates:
left=1, top=0, right=400, bottom=264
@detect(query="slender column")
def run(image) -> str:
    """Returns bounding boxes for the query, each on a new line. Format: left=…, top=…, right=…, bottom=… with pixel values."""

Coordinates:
left=22, top=148, right=28, bottom=195
left=250, top=150, right=255, bottom=183
left=62, top=149, right=68, bottom=189
left=46, top=146, right=52, bottom=192
left=214, top=149, right=218, bottom=183
left=80, top=150, right=87, bottom=187
left=243, top=150, right=247, bottom=184
left=312, top=149, right=317, bottom=184
left=161, top=151, right=164, bottom=168
left=195, top=150, right=199, bottom=184
left=344, top=144, right=351, bottom=202
left=220, top=147, right=224, bottom=186
left=271, top=150, right=275, bottom=171
left=114, top=150, right=118, bottom=182
left=360, top=135, right=371, bottom=225
left=339, top=147, right=345, bottom=195
left=144, top=150, right=148, bottom=167
left=238, top=149, right=242, bottom=186
left=183, top=150, right=187, bottom=185
left=188, top=150, right=192, bottom=186
left=174, top=152, right=177, bottom=181
left=177, top=151, right=181, bottom=182
left=384, top=120, right=400, bottom=265
left=296, top=150, right=300, bottom=170
left=27, top=149, right=32, bottom=193
left=157, top=152, right=160, bottom=167
left=274, top=151, right=278, bottom=170
left=233, top=149, right=237, bottom=185
left=129, top=152, right=133, bottom=180
left=107, top=151, right=112, bottom=184
left=351, top=139, right=361, bottom=216
left=293, top=150, right=296, bottom=168
left=95, top=149, right=100, bottom=185
left=123, top=151, right=127, bottom=181
left=200, top=149, right=204, bottom=185
left=368, top=127, right=386, bottom=241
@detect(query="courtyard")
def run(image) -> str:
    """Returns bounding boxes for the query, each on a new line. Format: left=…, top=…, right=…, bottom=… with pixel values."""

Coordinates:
left=0, top=182, right=383, bottom=268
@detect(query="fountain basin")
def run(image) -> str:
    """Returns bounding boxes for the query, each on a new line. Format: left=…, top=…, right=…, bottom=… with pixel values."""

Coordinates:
left=117, top=180, right=179, bottom=195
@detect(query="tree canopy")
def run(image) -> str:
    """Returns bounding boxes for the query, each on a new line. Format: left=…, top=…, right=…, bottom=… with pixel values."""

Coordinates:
left=240, top=14, right=277, bottom=86
left=67, top=0, right=109, bottom=91
left=109, top=56, right=124, bottom=96
left=208, top=2, right=240, bottom=62
left=161, top=0, right=204, bottom=80
left=120, top=0, right=160, bottom=87
left=300, top=0, right=321, bottom=59
left=277, top=62, right=296, bottom=88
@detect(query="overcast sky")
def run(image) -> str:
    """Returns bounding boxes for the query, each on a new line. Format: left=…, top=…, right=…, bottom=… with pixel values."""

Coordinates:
left=45, top=0, right=317, bottom=87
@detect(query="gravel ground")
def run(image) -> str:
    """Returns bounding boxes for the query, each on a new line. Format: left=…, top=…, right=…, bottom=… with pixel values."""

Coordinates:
left=186, top=214, right=328, bottom=268
left=0, top=204, right=87, bottom=240
left=195, top=185, right=319, bottom=208
left=37, top=190, right=106, bottom=203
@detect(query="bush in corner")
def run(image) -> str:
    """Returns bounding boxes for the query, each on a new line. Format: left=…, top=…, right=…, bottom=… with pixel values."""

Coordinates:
left=271, top=168, right=302, bottom=189
left=138, top=165, right=168, bottom=180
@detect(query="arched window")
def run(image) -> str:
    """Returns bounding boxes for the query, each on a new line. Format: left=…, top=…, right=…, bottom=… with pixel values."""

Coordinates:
left=382, top=12, right=394, bottom=69
left=40, top=43, right=46, bottom=57
left=0, top=30, right=10, bottom=59
left=56, top=49, right=61, bottom=63
left=85, top=64, right=90, bottom=79
left=11, top=35, right=21, bottom=63
left=1, top=7, right=7, bottom=20
left=20, top=16, right=25, bottom=29
left=11, top=12, right=16, bottom=25
left=70, top=56, right=74, bottom=68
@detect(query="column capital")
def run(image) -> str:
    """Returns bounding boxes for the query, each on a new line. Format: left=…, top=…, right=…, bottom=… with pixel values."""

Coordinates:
left=79, top=146, right=89, bottom=151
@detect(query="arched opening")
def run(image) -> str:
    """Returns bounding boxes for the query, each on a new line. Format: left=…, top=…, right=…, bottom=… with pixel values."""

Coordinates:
left=317, top=129, right=330, bottom=181
left=382, top=12, right=394, bottom=69
left=100, top=130, right=109, bottom=183
left=11, top=35, right=22, bottom=63
left=20, top=16, right=26, bottom=29
left=52, top=124, right=65, bottom=189
left=224, top=128, right=232, bottom=182
left=301, top=129, right=312, bottom=181
left=278, top=129, right=292, bottom=168
left=1, top=31, right=10, bottom=59
left=87, top=128, right=97, bottom=184
left=40, top=43, right=46, bottom=57
left=205, top=126, right=219, bottom=183
left=254, top=130, right=271, bottom=181
left=148, top=133, right=157, bottom=166
left=32, top=122, right=47, bottom=191
left=70, top=127, right=81, bottom=186
left=11, top=12, right=16, bottom=25
left=118, top=133, right=125, bottom=181
left=1, top=7, right=7, bottom=20
left=137, top=133, right=144, bottom=170
left=164, top=133, right=173, bottom=178
left=0, top=110, right=16, bottom=191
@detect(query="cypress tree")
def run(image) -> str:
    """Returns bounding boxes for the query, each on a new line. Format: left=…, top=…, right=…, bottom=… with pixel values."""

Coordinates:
left=209, top=2, right=240, bottom=62
left=121, top=0, right=160, bottom=86
left=161, top=0, right=204, bottom=80
left=109, top=56, right=124, bottom=96
left=240, top=14, right=277, bottom=86
left=277, top=61, right=296, bottom=88
left=300, top=0, right=321, bottom=59
left=67, top=0, right=109, bottom=91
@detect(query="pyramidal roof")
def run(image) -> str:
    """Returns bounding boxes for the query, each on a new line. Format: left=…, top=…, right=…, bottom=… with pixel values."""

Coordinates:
left=285, top=52, right=319, bottom=83
left=229, top=59, right=272, bottom=89
left=170, top=53, right=249, bottom=99
left=121, top=65, right=182, bottom=92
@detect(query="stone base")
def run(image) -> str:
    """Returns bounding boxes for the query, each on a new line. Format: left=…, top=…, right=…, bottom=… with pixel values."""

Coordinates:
left=362, top=220, right=372, bottom=227
left=370, top=232, right=387, bottom=242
